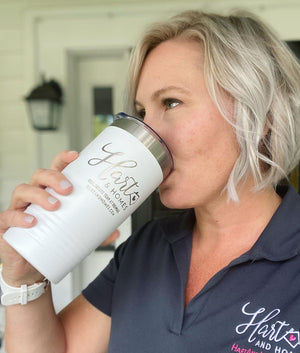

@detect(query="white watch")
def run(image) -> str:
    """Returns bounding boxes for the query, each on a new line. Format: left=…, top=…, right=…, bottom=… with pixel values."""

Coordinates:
left=0, top=266, right=50, bottom=306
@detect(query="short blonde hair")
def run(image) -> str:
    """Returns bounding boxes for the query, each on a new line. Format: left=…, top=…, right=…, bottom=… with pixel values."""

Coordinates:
left=125, top=10, right=300, bottom=201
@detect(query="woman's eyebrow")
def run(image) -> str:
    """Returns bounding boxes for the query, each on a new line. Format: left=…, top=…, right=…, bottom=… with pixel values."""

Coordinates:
left=152, top=86, right=190, bottom=100
left=135, top=85, right=190, bottom=107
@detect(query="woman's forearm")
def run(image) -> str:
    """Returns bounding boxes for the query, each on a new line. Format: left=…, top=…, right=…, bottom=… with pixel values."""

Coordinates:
left=5, top=287, right=66, bottom=353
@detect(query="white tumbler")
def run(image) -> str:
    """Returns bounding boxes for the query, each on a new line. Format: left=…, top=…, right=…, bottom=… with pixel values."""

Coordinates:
left=4, top=113, right=173, bottom=283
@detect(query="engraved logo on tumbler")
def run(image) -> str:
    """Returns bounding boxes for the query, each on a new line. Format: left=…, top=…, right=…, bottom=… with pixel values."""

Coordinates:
left=87, top=143, right=140, bottom=211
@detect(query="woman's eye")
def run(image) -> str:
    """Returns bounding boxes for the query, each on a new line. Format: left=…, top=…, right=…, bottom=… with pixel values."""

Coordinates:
left=136, top=108, right=145, bottom=120
left=163, top=98, right=181, bottom=110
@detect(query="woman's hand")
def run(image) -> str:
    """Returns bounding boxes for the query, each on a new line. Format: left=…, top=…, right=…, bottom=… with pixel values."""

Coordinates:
left=0, top=150, right=120, bottom=287
left=0, top=150, right=79, bottom=286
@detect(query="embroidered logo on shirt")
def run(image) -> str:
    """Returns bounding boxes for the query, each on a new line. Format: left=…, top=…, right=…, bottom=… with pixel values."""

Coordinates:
left=232, top=302, right=300, bottom=352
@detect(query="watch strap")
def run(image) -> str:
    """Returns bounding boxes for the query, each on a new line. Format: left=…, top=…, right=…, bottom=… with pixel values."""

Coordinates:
left=0, top=265, right=49, bottom=306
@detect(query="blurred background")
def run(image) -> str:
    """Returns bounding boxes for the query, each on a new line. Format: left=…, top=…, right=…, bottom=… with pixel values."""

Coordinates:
left=0, top=0, right=299, bottom=341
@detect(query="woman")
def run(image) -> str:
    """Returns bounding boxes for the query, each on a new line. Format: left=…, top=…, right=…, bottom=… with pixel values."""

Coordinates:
left=0, top=10, right=299, bottom=353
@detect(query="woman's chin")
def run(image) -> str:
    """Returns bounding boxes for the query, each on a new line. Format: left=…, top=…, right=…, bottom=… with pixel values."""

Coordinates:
left=158, top=188, right=188, bottom=210
left=158, top=173, right=190, bottom=209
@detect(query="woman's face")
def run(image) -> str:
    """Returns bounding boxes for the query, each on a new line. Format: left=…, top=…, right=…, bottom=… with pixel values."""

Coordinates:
left=135, top=38, right=240, bottom=209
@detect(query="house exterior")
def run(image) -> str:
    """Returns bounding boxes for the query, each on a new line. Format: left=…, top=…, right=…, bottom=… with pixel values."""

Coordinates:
left=0, top=0, right=299, bottom=313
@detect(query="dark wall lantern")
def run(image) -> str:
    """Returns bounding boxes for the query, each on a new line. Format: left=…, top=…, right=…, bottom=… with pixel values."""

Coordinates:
left=25, top=79, right=63, bottom=131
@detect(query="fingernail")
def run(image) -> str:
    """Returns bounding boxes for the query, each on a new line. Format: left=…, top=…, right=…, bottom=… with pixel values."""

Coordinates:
left=24, top=215, right=35, bottom=224
left=48, top=196, right=59, bottom=204
left=60, top=180, right=72, bottom=189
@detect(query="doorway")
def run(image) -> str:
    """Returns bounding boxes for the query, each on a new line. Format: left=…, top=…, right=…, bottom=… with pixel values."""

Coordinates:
left=70, top=48, right=132, bottom=294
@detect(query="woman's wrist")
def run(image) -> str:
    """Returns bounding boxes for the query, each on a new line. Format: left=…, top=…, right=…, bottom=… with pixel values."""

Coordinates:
left=0, top=265, right=50, bottom=306
left=0, top=263, right=44, bottom=288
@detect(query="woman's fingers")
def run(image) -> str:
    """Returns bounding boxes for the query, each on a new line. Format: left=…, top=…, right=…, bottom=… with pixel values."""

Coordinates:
left=100, top=229, right=120, bottom=247
left=6, top=150, right=78, bottom=217
left=50, top=150, right=79, bottom=171
left=30, top=168, right=73, bottom=192
left=9, top=183, right=61, bottom=211
left=0, top=209, right=36, bottom=234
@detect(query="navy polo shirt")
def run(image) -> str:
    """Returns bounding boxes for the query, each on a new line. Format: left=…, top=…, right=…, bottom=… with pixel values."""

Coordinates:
left=82, top=185, right=300, bottom=353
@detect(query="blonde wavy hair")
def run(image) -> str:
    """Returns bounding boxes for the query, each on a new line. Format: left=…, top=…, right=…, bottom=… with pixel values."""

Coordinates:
left=124, top=10, right=300, bottom=201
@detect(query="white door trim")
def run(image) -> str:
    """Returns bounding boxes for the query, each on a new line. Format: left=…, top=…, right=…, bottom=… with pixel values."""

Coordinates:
left=66, top=46, right=131, bottom=151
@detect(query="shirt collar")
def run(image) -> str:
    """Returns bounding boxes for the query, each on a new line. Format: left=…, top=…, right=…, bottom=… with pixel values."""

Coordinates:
left=160, top=209, right=195, bottom=244
left=247, top=185, right=300, bottom=261
left=161, top=185, right=300, bottom=261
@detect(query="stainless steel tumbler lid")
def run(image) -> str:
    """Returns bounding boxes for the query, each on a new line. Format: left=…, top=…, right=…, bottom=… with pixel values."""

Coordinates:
left=112, top=112, right=173, bottom=180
